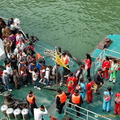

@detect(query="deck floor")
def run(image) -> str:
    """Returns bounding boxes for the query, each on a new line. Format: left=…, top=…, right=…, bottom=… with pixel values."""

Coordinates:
left=1, top=35, right=120, bottom=120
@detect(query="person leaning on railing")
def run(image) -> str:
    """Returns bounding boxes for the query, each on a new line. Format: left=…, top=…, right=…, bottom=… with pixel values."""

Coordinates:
left=68, top=90, right=83, bottom=116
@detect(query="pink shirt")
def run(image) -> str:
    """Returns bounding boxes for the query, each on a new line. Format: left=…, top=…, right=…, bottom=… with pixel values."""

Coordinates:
left=83, top=59, right=91, bottom=70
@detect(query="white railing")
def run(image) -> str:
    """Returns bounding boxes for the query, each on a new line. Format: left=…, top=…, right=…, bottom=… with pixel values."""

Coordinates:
left=92, top=48, right=120, bottom=74
left=0, top=117, right=8, bottom=120
left=64, top=101, right=111, bottom=120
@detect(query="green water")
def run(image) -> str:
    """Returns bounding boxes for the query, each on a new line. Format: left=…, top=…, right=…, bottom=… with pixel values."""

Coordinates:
left=0, top=0, right=120, bottom=59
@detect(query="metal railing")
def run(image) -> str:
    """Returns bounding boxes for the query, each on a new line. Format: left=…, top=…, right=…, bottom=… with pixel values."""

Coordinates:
left=64, top=101, right=111, bottom=120
left=92, top=48, right=120, bottom=74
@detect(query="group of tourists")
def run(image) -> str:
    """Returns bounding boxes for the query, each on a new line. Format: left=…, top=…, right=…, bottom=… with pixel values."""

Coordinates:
left=55, top=51, right=120, bottom=117
left=0, top=17, right=120, bottom=119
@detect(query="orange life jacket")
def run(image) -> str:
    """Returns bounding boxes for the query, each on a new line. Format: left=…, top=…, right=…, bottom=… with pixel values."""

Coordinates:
left=56, top=92, right=67, bottom=104
left=26, top=95, right=36, bottom=104
left=72, top=94, right=80, bottom=104
left=61, top=55, right=69, bottom=65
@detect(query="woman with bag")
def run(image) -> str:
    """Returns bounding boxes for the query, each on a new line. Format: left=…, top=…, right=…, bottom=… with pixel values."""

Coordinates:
left=102, top=87, right=113, bottom=112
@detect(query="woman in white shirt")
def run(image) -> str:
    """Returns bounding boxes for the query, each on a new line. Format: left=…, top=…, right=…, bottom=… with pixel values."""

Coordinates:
left=32, top=68, right=41, bottom=90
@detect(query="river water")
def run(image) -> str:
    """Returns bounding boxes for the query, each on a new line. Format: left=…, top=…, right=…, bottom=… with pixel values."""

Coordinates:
left=0, top=0, right=120, bottom=59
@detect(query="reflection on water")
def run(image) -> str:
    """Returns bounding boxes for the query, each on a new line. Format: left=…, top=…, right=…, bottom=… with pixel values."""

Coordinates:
left=0, top=0, right=120, bottom=59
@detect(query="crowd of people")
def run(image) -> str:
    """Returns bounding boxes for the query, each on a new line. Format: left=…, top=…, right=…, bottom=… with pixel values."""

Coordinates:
left=0, top=17, right=120, bottom=119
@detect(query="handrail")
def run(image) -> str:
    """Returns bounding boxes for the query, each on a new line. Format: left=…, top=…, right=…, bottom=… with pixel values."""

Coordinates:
left=0, top=117, right=8, bottom=120
left=64, top=101, right=111, bottom=120
left=0, top=16, right=8, bottom=21
left=93, top=48, right=120, bottom=74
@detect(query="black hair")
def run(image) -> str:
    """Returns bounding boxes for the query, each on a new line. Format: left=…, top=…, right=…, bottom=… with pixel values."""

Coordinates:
left=39, top=60, right=43, bottom=63
left=47, top=65, right=52, bottom=69
left=29, top=90, right=33, bottom=94
left=80, top=64, right=85, bottom=68
left=86, top=53, right=92, bottom=64
left=69, top=72, right=73, bottom=77
left=56, top=64, right=60, bottom=67
left=107, top=86, right=111, bottom=95
left=97, top=68, right=102, bottom=72
left=57, top=88, right=62, bottom=93
left=80, top=78, right=84, bottom=82
left=34, top=68, right=38, bottom=72
left=74, top=90, right=79, bottom=94
left=87, top=77, right=92, bottom=82
left=113, top=59, right=117, bottom=63
left=105, top=56, right=109, bottom=61
left=40, top=105, right=45, bottom=109
left=62, top=52, right=66, bottom=56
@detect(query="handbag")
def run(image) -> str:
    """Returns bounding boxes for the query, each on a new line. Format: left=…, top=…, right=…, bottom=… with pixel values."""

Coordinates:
left=115, top=97, right=120, bottom=103
left=104, top=95, right=110, bottom=101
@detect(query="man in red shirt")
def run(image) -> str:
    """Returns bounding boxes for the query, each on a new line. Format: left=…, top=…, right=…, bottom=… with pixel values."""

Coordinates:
left=66, top=72, right=77, bottom=94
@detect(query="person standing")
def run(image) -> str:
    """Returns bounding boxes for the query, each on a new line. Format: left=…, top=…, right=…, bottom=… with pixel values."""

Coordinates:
left=26, top=90, right=37, bottom=115
left=66, top=72, right=77, bottom=94
left=109, top=59, right=118, bottom=84
left=102, top=56, right=110, bottom=79
left=86, top=77, right=94, bottom=103
left=52, top=64, right=61, bottom=85
left=61, top=52, right=70, bottom=84
left=44, top=65, right=53, bottom=87
left=55, top=88, right=67, bottom=114
left=94, top=68, right=104, bottom=95
left=82, top=53, right=92, bottom=78
left=2, top=70, right=12, bottom=91
left=34, top=105, right=48, bottom=120
left=114, top=90, right=120, bottom=115
left=74, top=64, right=85, bottom=83
left=6, top=62, right=13, bottom=83
left=102, top=87, right=113, bottom=112
left=69, top=90, right=83, bottom=116
left=78, top=78, right=86, bottom=100
left=32, top=68, right=41, bottom=90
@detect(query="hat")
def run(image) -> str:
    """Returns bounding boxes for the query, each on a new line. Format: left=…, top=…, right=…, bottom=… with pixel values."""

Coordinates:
left=22, top=52, right=26, bottom=56
left=3, top=70, right=7, bottom=73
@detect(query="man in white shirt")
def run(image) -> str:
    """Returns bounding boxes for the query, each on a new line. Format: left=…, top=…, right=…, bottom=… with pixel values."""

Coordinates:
left=34, top=105, right=48, bottom=120
left=6, top=62, right=13, bottom=83
left=6, top=62, right=13, bottom=76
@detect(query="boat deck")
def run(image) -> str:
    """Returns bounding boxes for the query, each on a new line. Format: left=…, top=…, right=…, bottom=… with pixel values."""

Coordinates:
left=1, top=34, right=120, bottom=120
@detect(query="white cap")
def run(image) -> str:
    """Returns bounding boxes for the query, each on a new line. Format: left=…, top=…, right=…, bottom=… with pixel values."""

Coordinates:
left=22, top=52, right=26, bottom=56
left=3, top=70, right=7, bottom=73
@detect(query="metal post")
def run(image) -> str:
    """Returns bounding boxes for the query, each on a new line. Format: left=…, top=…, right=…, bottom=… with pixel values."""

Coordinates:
left=55, top=46, right=58, bottom=88
left=87, top=110, right=88, bottom=120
